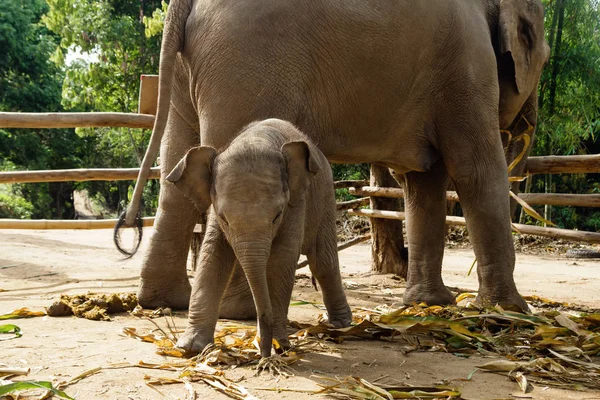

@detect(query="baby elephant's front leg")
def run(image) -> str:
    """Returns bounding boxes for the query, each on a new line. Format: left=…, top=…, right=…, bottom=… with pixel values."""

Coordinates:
left=177, top=222, right=236, bottom=352
left=267, top=251, right=299, bottom=351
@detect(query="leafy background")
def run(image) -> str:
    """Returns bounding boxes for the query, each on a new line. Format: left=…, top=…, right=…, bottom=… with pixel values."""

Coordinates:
left=0, top=0, right=598, bottom=230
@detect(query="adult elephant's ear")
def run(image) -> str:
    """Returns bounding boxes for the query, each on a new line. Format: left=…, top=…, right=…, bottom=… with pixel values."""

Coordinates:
left=282, top=141, right=321, bottom=207
left=166, top=146, right=217, bottom=212
left=498, top=0, right=548, bottom=94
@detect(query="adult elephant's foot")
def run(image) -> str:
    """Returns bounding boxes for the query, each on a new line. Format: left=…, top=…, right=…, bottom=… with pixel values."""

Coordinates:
left=476, top=286, right=529, bottom=312
left=403, top=283, right=455, bottom=306
left=176, top=327, right=213, bottom=353
left=326, top=305, right=353, bottom=328
left=137, top=276, right=191, bottom=310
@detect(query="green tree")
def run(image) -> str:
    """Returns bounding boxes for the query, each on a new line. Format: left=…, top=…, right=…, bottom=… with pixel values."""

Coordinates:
left=527, top=0, right=600, bottom=231
left=43, top=0, right=164, bottom=214
left=0, top=0, right=84, bottom=219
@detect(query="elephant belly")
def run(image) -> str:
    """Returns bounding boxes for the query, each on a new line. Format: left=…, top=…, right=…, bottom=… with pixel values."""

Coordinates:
left=185, top=0, right=482, bottom=170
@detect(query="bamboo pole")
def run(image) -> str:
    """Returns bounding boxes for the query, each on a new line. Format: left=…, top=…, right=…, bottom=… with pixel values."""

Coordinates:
left=0, top=112, right=155, bottom=129
left=347, top=208, right=600, bottom=243
left=0, top=217, right=155, bottom=230
left=526, top=154, right=600, bottom=174
left=0, top=167, right=161, bottom=184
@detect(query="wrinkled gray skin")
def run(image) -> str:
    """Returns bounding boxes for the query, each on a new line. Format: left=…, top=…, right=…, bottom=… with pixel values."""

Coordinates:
left=124, top=0, right=549, bottom=313
left=165, top=119, right=352, bottom=357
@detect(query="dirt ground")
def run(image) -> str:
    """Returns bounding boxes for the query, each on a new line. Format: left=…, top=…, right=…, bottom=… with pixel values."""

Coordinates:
left=1, top=228, right=599, bottom=400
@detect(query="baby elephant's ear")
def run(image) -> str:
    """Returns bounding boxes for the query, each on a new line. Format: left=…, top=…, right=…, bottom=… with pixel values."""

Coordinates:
left=166, top=146, right=217, bottom=212
left=281, top=141, right=321, bottom=206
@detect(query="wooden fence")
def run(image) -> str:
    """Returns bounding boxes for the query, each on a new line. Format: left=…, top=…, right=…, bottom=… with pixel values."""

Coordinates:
left=1, top=85, right=599, bottom=241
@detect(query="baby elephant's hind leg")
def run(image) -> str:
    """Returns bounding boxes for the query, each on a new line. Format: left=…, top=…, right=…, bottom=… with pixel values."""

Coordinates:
left=308, top=223, right=352, bottom=328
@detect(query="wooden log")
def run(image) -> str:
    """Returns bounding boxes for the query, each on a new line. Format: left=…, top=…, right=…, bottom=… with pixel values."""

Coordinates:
left=0, top=112, right=155, bottom=129
left=0, top=167, right=161, bottom=184
left=351, top=186, right=461, bottom=201
left=297, top=233, right=371, bottom=269
left=369, top=165, right=408, bottom=277
left=352, top=186, right=600, bottom=208
left=347, top=208, right=600, bottom=243
left=350, top=186, right=405, bottom=199
left=0, top=218, right=155, bottom=230
left=518, top=193, right=600, bottom=207
left=336, top=197, right=370, bottom=210
left=526, top=154, right=600, bottom=175
left=138, top=75, right=159, bottom=115
left=333, top=180, right=369, bottom=189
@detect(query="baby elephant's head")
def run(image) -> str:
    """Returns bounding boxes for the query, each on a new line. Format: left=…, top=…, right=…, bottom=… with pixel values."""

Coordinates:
left=166, top=121, right=321, bottom=245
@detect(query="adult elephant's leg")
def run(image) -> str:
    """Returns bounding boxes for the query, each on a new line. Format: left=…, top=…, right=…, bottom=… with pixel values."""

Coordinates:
left=218, top=262, right=257, bottom=319
left=138, top=104, right=199, bottom=309
left=443, top=119, right=528, bottom=311
left=401, top=160, right=455, bottom=305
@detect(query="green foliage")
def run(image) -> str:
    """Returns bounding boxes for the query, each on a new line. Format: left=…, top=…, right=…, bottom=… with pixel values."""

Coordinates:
left=143, top=1, right=168, bottom=38
left=42, top=0, right=165, bottom=215
left=0, top=0, right=84, bottom=219
left=0, top=192, right=34, bottom=219
left=538, top=0, right=600, bottom=155
left=331, top=163, right=369, bottom=201
left=530, top=0, right=600, bottom=231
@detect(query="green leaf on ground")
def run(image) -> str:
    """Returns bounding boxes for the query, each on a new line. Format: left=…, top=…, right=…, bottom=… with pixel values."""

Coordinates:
left=0, top=381, right=74, bottom=399
left=0, top=324, right=22, bottom=341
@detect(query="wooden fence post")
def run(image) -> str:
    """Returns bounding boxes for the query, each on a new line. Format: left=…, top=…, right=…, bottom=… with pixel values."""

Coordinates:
left=369, top=165, right=408, bottom=278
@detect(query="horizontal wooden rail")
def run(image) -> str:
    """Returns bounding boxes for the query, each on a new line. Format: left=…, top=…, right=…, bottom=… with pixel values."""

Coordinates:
left=0, top=112, right=155, bottom=129
left=526, top=154, right=600, bottom=175
left=297, top=233, right=371, bottom=269
left=0, top=217, right=155, bottom=230
left=0, top=167, right=161, bottom=184
left=347, top=209, right=600, bottom=244
left=334, top=180, right=369, bottom=189
left=519, top=193, right=600, bottom=207
left=350, top=186, right=600, bottom=208
left=336, top=197, right=370, bottom=210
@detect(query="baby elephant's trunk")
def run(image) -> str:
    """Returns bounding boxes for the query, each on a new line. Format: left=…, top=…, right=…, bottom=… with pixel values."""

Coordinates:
left=233, top=235, right=274, bottom=358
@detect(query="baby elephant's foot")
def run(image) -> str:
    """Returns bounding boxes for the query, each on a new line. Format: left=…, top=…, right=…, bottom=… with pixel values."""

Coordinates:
left=176, top=328, right=213, bottom=354
left=256, top=355, right=295, bottom=377
left=274, top=335, right=292, bottom=353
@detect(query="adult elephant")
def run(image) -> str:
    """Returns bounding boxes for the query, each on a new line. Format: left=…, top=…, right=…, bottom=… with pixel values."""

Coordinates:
left=121, top=0, right=549, bottom=312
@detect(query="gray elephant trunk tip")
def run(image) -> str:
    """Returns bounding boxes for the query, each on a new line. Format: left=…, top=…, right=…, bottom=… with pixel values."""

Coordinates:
left=114, top=210, right=144, bottom=258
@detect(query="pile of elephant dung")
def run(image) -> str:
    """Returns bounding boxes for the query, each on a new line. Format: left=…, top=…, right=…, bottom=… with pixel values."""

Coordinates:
left=46, top=292, right=138, bottom=321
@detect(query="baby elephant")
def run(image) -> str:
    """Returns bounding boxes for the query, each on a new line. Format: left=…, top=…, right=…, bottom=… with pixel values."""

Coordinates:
left=167, top=118, right=352, bottom=358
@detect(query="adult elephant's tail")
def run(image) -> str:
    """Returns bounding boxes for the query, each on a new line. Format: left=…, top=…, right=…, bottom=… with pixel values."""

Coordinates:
left=115, top=0, right=193, bottom=256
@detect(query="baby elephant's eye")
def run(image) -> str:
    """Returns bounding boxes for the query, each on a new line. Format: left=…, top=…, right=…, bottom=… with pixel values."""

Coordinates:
left=272, top=210, right=282, bottom=224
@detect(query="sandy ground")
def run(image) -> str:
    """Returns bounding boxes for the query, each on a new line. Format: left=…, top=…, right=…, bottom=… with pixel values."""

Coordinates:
left=1, top=228, right=599, bottom=400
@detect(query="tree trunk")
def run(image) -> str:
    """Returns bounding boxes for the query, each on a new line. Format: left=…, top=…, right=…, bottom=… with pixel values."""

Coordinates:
left=369, top=164, right=408, bottom=278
